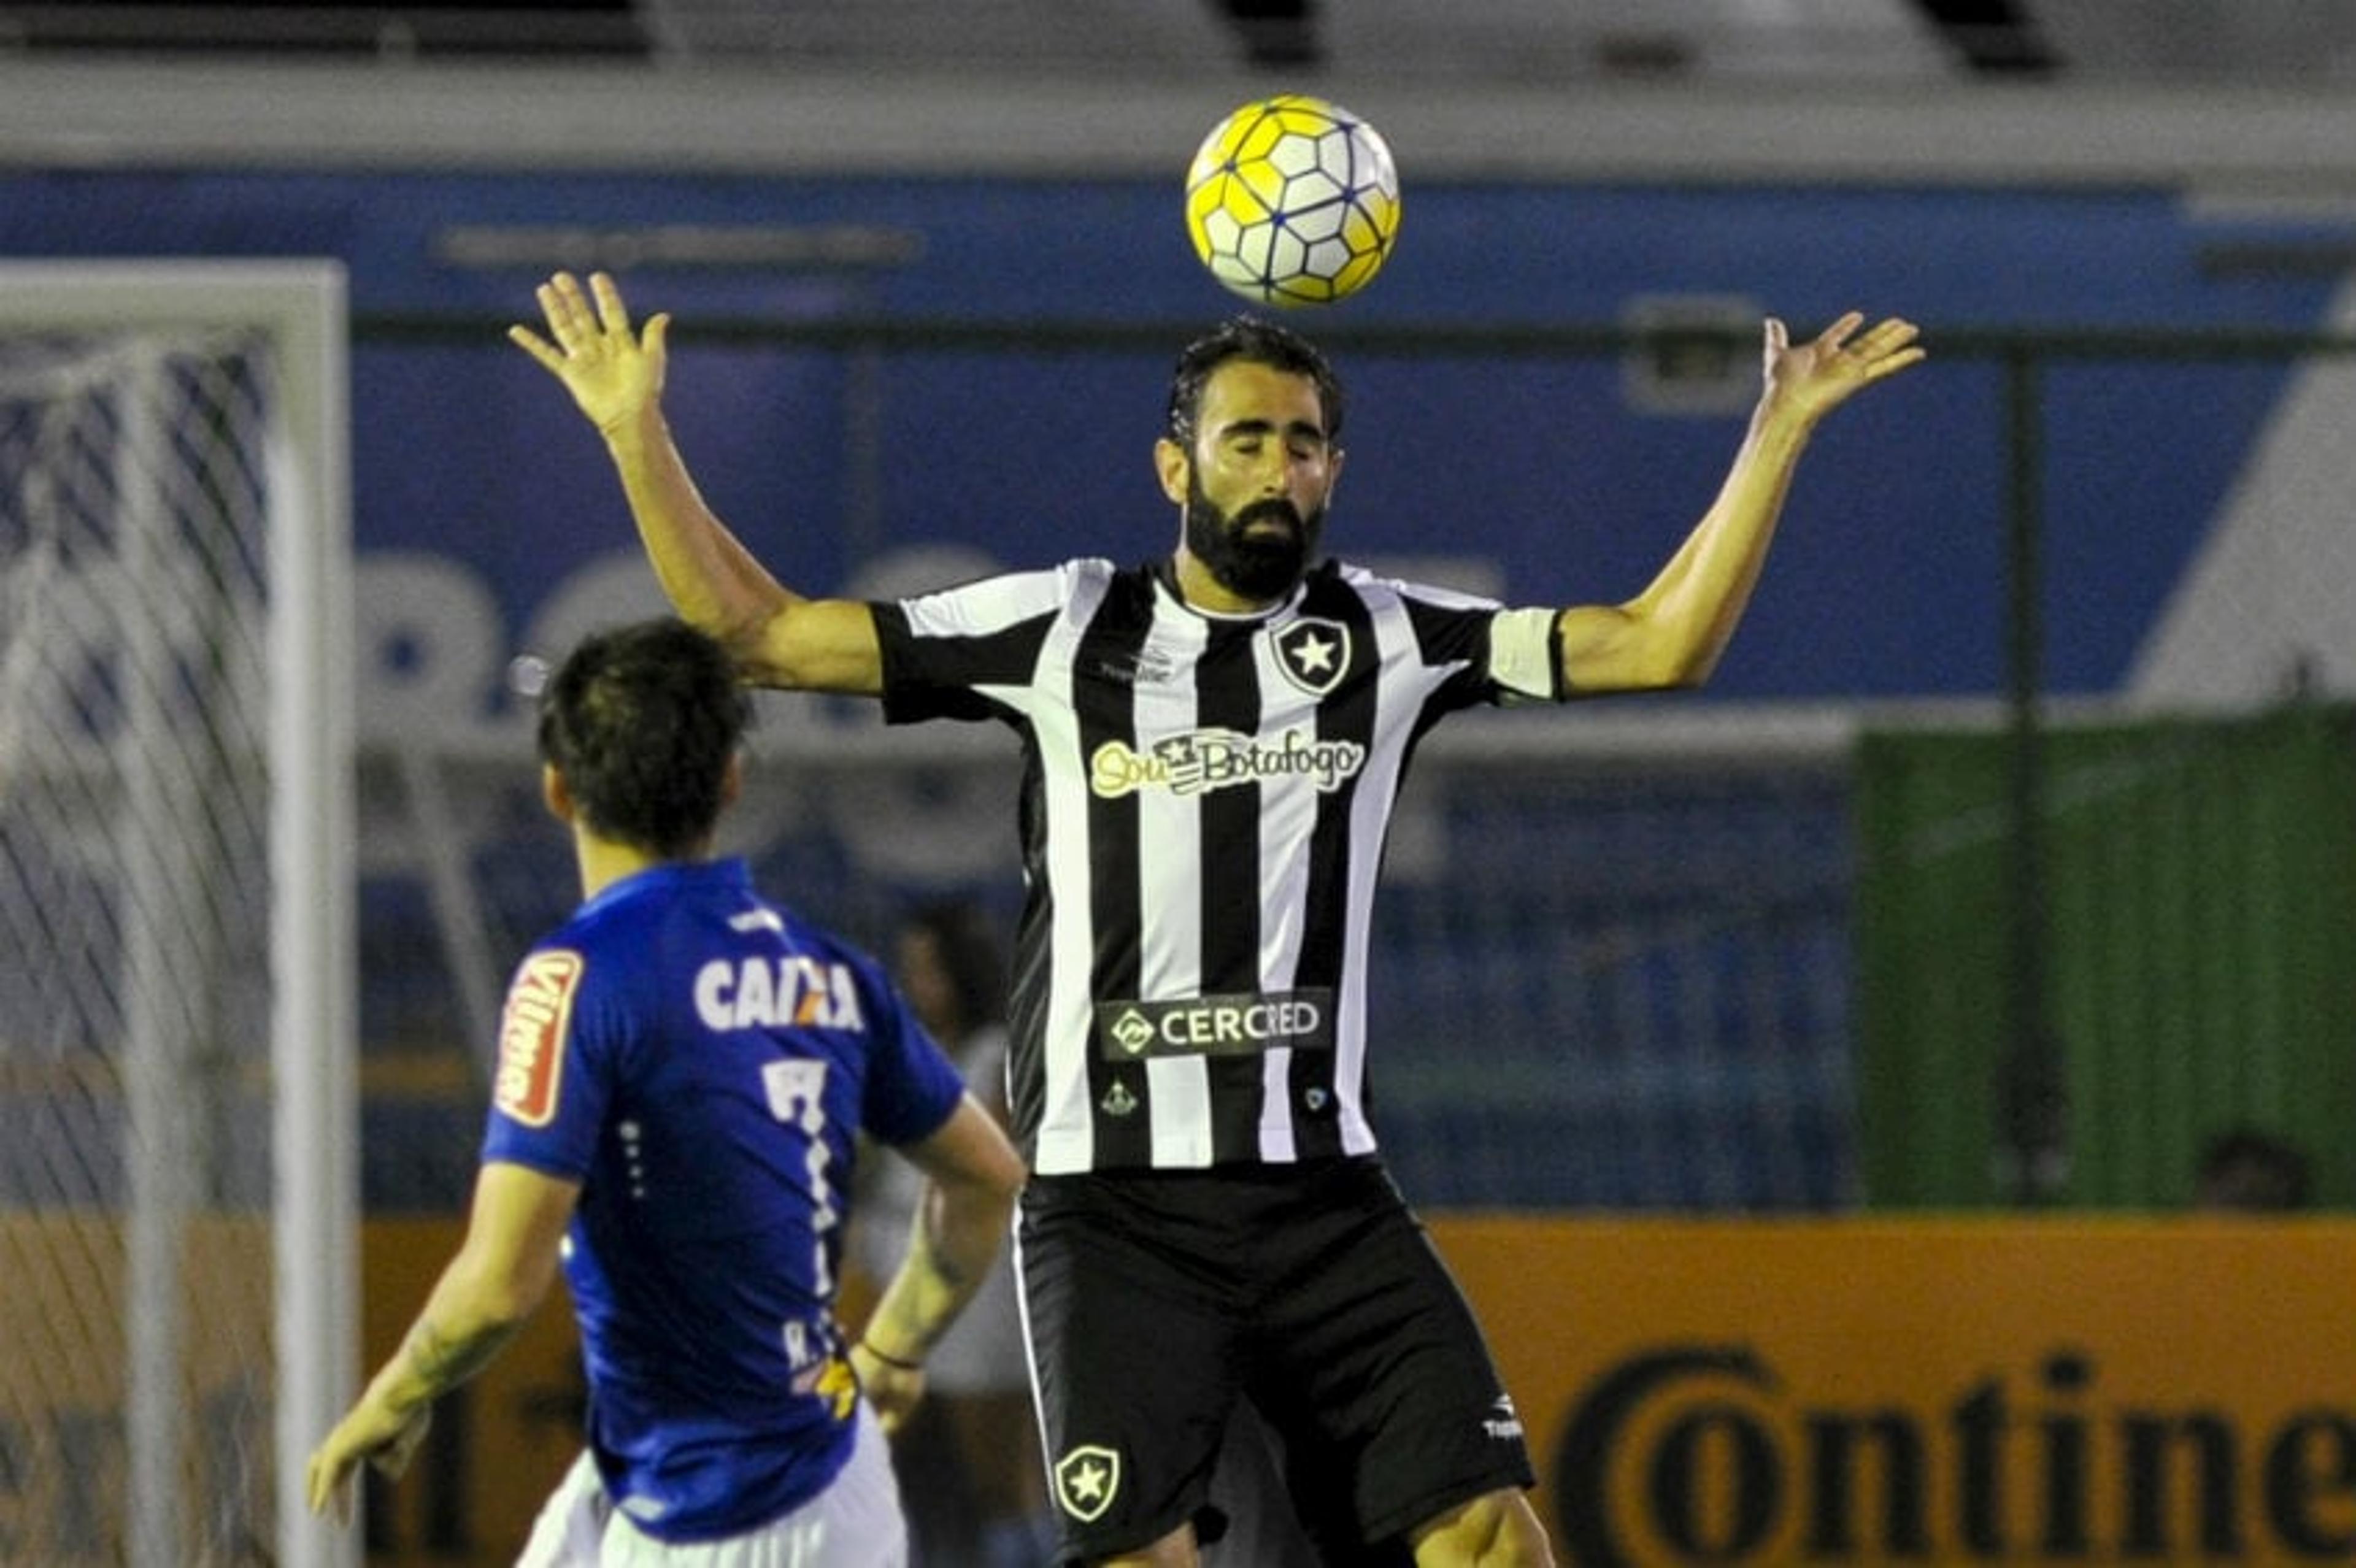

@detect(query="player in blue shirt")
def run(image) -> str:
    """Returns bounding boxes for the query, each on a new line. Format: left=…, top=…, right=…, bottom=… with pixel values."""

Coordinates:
left=307, top=618, right=1028, bottom=1564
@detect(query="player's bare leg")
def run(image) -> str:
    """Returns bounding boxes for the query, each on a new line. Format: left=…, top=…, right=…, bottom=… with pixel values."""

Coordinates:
left=1409, top=1488, right=1555, bottom=1566
left=1091, top=1520, right=1201, bottom=1566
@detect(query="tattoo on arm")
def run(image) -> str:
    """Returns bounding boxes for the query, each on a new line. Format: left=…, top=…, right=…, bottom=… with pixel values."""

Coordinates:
left=395, top=1315, right=519, bottom=1408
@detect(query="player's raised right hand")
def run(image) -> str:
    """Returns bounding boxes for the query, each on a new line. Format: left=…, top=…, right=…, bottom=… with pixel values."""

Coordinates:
left=509, top=270, right=669, bottom=439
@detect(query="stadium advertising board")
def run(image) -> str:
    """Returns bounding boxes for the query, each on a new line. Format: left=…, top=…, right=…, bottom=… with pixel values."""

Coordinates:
left=12, top=1218, right=2341, bottom=1564
left=1430, top=1218, right=2356, bottom=1568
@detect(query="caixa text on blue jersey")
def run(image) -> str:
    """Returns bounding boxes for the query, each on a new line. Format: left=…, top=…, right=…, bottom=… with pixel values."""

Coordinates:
left=1552, top=1343, right=2356, bottom=1567
left=694, top=955, right=866, bottom=1034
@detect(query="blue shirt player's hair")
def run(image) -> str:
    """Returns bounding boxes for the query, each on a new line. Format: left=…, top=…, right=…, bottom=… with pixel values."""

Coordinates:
left=536, top=617, right=753, bottom=858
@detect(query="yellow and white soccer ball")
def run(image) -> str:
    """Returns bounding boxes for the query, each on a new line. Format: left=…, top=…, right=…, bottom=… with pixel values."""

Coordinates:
left=1184, top=94, right=1401, bottom=308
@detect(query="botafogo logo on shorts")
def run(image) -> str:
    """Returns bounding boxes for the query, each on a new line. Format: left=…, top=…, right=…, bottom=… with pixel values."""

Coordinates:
left=1054, top=1444, right=1122, bottom=1522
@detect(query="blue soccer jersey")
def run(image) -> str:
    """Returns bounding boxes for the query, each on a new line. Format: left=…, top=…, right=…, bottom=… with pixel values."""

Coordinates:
left=481, top=858, right=964, bottom=1542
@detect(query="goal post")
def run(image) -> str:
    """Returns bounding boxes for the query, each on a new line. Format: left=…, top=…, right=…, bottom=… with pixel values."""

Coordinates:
left=0, top=261, right=355, bottom=1568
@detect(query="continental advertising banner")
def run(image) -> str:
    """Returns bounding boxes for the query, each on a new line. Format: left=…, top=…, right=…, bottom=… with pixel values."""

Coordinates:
left=1429, top=1218, right=2356, bottom=1568
left=12, top=1216, right=2347, bottom=1564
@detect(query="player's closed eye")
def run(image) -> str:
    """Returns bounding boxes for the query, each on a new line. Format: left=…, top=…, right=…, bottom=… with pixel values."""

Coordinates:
left=1225, top=433, right=1327, bottom=462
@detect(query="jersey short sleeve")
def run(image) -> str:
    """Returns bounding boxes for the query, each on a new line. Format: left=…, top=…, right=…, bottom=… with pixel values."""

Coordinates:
left=1371, top=567, right=1566, bottom=707
left=852, top=951, right=966, bottom=1148
left=871, top=561, right=1098, bottom=726
left=480, top=942, right=622, bottom=1180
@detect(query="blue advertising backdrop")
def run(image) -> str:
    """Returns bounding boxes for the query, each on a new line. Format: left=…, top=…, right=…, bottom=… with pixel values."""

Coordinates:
left=0, top=167, right=2338, bottom=709
left=9, top=161, right=2345, bottom=1213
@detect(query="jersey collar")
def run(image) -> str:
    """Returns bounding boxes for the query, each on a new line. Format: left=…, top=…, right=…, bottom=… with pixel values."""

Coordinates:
left=577, top=855, right=752, bottom=918
left=1152, top=555, right=1311, bottom=623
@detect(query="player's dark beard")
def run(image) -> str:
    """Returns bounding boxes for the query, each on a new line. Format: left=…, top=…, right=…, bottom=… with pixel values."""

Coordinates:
left=1184, top=477, right=1325, bottom=603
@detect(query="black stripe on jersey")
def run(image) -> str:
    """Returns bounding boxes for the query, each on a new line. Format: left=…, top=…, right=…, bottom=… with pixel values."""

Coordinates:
left=1003, top=736, right=1056, bottom=1157
left=1193, top=618, right=1274, bottom=1164
left=1076, top=569, right=1157, bottom=1168
left=1286, top=569, right=1382, bottom=1160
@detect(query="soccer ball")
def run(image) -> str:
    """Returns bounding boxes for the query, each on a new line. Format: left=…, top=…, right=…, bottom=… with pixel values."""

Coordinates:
left=1184, top=95, right=1401, bottom=308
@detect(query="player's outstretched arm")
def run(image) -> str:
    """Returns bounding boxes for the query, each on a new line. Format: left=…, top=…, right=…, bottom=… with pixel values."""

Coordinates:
left=509, top=271, right=884, bottom=694
left=305, top=1162, right=577, bottom=1525
left=1554, top=312, right=1924, bottom=695
left=850, top=1094, right=1026, bottom=1431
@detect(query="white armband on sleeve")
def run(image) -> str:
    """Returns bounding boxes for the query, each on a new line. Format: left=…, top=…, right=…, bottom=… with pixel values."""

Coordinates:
left=1488, top=606, right=1562, bottom=704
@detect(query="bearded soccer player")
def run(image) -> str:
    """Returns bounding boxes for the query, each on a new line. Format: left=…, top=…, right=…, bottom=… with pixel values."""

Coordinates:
left=512, top=274, right=1923, bottom=1567
left=307, top=618, right=1026, bottom=1566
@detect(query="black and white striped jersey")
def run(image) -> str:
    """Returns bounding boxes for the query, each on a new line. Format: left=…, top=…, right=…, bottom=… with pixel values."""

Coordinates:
left=871, top=556, right=1563, bottom=1176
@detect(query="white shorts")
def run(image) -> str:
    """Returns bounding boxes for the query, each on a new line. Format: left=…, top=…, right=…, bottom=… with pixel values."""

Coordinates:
left=517, top=1404, right=908, bottom=1568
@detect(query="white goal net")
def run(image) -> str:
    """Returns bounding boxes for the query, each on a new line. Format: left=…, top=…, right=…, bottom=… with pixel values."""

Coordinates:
left=0, top=264, right=353, bottom=1568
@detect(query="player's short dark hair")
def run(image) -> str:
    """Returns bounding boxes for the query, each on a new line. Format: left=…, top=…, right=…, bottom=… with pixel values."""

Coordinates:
left=537, top=618, right=752, bottom=858
left=1165, top=315, right=1346, bottom=445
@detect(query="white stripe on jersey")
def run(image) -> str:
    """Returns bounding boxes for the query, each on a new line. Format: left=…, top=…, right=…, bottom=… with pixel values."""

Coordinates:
left=1147, top=1055, right=1213, bottom=1167
left=1249, top=620, right=1319, bottom=982
left=1334, top=575, right=1428, bottom=1157
left=1140, top=605, right=1215, bottom=1167
left=1257, top=1047, right=1299, bottom=1164
left=1022, top=566, right=1114, bottom=1175
left=898, top=562, right=1077, bottom=636
left=1136, top=605, right=1210, bottom=999
left=1247, top=599, right=1325, bottom=1164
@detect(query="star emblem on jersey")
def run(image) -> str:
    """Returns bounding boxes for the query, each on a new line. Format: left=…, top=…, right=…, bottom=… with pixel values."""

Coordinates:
left=1272, top=617, right=1350, bottom=697
left=1055, top=1445, right=1122, bottom=1522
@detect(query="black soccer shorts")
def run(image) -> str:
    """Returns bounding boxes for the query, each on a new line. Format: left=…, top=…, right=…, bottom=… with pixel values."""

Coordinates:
left=1017, top=1155, right=1537, bottom=1563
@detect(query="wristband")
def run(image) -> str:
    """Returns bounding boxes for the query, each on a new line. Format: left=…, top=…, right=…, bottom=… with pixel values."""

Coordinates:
left=855, top=1339, right=923, bottom=1373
